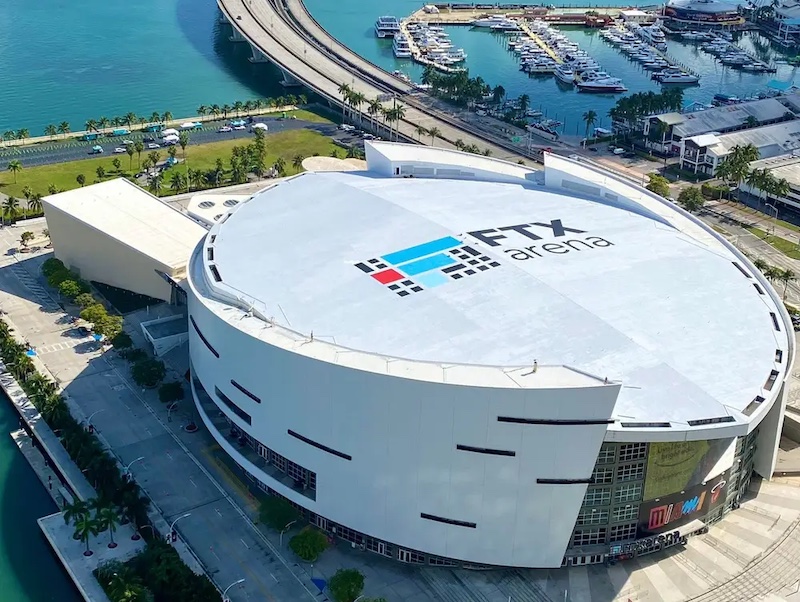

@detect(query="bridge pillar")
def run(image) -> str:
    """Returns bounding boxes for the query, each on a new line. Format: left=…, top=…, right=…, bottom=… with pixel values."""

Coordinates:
left=279, top=69, right=303, bottom=88
left=229, top=27, right=247, bottom=43
left=249, top=45, right=270, bottom=63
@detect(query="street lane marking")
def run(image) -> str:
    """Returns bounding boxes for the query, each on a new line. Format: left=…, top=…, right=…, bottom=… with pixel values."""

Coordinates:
left=240, top=538, right=250, bottom=549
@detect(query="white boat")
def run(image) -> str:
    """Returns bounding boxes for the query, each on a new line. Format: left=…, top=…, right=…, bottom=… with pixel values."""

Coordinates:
left=472, top=14, right=513, bottom=28
left=393, top=34, right=412, bottom=58
left=577, top=71, right=627, bottom=93
left=554, top=64, right=575, bottom=84
left=490, top=19, right=519, bottom=30
left=375, top=16, right=400, bottom=38
left=659, top=72, right=700, bottom=83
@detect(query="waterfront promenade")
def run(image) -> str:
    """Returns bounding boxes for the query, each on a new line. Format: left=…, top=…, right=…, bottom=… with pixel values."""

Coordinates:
left=217, top=0, right=545, bottom=161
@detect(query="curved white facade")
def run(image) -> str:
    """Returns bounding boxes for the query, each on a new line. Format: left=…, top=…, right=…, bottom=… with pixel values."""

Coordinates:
left=186, top=144, right=793, bottom=569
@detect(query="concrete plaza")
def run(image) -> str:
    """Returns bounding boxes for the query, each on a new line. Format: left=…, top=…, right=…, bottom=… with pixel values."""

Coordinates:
left=4, top=218, right=800, bottom=601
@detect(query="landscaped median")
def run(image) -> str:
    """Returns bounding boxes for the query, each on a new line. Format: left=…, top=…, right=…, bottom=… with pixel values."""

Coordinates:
left=0, top=258, right=220, bottom=602
left=746, top=226, right=800, bottom=260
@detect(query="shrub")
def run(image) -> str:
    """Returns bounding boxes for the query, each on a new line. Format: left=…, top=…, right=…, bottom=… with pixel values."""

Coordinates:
left=289, top=527, right=328, bottom=561
left=111, top=331, right=133, bottom=349
left=94, top=314, right=123, bottom=339
left=80, top=303, right=108, bottom=324
left=74, top=293, right=96, bottom=308
left=259, top=495, right=300, bottom=531
left=645, top=174, right=670, bottom=198
left=329, top=568, right=365, bottom=602
left=131, top=359, right=166, bottom=388
left=677, top=186, right=706, bottom=213
left=47, top=268, right=74, bottom=288
left=42, top=257, right=65, bottom=277
left=119, top=348, right=147, bottom=363
left=701, top=182, right=730, bottom=199
left=158, top=381, right=183, bottom=404
left=58, top=280, right=83, bottom=300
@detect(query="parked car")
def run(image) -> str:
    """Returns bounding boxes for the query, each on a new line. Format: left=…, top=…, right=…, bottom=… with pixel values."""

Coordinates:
left=143, top=136, right=155, bottom=142
left=612, top=147, right=625, bottom=155
left=218, top=126, right=232, bottom=133
left=589, top=147, right=598, bottom=152
left=147, top=142, right=160, bottom=149
left=89, top=145, right=103, bottom=155
left=233, top=125, right=246, bottom=131
left=122, top=140, right=135, bottom=145
left=113, top=147, right=127, bottom=154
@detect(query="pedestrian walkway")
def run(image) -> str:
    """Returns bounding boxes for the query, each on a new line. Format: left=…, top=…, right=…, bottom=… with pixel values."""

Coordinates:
left=9, top=261, right=60, bottom=311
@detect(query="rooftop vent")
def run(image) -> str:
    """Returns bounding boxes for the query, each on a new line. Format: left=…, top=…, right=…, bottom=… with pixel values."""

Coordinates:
left=224, top=199, right=239, bottom=207
left=198, top=200, right=215, bottom=209
left=686, top=416, right=735, bottom=426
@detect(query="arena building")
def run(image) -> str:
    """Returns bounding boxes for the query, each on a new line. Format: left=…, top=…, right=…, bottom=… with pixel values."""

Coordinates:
left=185, top=143, right=792, bottom=569
left=662, top=0, right=744, bottom=26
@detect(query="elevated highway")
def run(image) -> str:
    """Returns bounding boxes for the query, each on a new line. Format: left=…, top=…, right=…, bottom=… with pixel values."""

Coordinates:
left=216, top=0, right=550, bottom=162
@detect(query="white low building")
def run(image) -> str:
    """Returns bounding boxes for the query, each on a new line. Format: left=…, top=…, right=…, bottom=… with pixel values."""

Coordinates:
left=186, top=142, right=792, bottom=569
left=42, top=178, right=206, bottom=302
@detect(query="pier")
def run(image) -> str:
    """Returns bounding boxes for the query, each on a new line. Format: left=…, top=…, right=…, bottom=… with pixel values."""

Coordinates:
left=398, top=21, right=465, bottom=73
left=517, top=21, right=563, bottom=64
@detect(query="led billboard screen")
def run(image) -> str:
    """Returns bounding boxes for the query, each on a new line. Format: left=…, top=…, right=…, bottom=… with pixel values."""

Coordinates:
left=643, top=439, right=735, bottom=501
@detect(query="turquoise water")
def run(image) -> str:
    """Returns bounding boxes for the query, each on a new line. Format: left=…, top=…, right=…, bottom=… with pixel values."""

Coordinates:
left=305, top=0, right=797, bottom=133
left=0, top=0, right=286, bottom=135
left=0, top=393, right=80, bottom=602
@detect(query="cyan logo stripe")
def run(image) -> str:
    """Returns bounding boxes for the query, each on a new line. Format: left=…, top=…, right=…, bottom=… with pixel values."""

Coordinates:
left=381, top=236, right=460, bottom=265
left=399, top=253, right=456, bottom=276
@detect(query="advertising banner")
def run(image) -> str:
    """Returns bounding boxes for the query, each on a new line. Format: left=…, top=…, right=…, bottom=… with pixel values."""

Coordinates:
left=643, top=439, right=735, bottom=501
left=637, top=469, right=729, bottom=538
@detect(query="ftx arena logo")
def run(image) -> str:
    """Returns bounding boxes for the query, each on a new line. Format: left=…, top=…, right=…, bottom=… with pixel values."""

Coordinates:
left=356, top=220, right=614, bottom=297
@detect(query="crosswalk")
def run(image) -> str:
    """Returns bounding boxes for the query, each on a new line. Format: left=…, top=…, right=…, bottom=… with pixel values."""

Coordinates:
left=8, top=263, right=59, bottom=311
left=35, top=336, right=96, bottom=355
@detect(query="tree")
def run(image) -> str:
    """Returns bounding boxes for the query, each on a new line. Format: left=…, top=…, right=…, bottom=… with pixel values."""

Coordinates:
left=148, top=150, right=160, bottom=167
left=96, top=504, right=120, bottom=548
left=42, top=257, right=66, bottom=277
left=178, top=131, right=190, bottom=163
left=337, top=83, right=351, bottom=122
left=58, top=280, right=83, bottom=299
left=582, top=110, right=597, bottom=143
left=110, top=331, right=133, bottom=349
left=167, top=145, right=178, bottom=161
left=131, top=358, right=166, bottom=388
left=169, top=172, right=186, bottom=194
left=289, top=527, right=328, bottom=561
left=328, top=569, right=365, bottom=602
left=112, top=157, right=122, bottom=172
left=63, top=499, right=89, bottom=526
left=134, top=141, right=144, bottom=168
left=58, top=122, right=71, bottom=138
left=94, top=314, right=124, bottom=339
left=677, top=186, right=706, bottom=213
left=148, top=173, right=163, bottom=196
left=780, top=268, right=796, bottom=299
left=7, top=159, right=22, bottom=183
left=645, top=174, right=671, bottom=198
left=492, top=85, right=506, bottom=104
left=76, top=174, right=86, bottom=187
left=74, top=514, right=100, bottom=556
left=162, top=111, right=173, bottom=123
left=19, top=231, right=34, bottom=249
left=3, top=196, right=20, bottom=223
left=80, top=303, right=108, bottom=324
left=74, top=292, right=96, bottom=308
left=743, top=115, right=759, bottom=128
left=17, top=129, right=29, bottom=141
left=428, top=127, right=441, bottom=146
left=96, top=166, right=106, bottom=180
left=28, top=193, right=43, bottom=215
left=274, top=156, right=286, bottom=176
left=197, top=105, right=208, bottom=117
left=158, top=381, right=183, bottom=403
left=48, top=184, right=58, bottom=195
left=292, top=154, right=306, bottom=171
left=259, top=495, right=300, bottom=531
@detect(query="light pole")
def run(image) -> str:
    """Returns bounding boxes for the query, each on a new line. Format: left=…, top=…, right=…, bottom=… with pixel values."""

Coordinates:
left=167, top=401, right=179, bottom=422
left=168, top=512, right=192, bottom=544
left=766, top=203, right=779, bottom=235
left=124, top=456, right=145, bottom=477
left=279, top=520, right=297, bottom=548
left=87, top=409, right=104, bottom=431
left=222, top=578, right=245, bottom=601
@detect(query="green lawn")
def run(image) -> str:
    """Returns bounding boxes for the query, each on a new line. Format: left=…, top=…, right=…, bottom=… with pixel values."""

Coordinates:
left=747, top=226, right=800, bottom=259
left=0, top=129, right=340, bottom=199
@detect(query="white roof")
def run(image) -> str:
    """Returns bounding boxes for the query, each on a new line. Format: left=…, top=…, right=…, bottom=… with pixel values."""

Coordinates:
left=666, top=0, right=739, bottom=13
left=43, top=178, right=205, bottom=269
left=703, top=119, right=800, bottom=158
left=670, top=97, right=793, bottom=138
left=685, top=132, right=721, bottom=148
left=200, top=168, right=786, bottom=426
left=162, top=128, right=179, bottom=136
left=186, top=193, right=252, bottom=227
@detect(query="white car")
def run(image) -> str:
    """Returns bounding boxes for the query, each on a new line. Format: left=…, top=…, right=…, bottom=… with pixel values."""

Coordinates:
left=113, top=147, right=127, bottom=154
left=122, top=140, right=134, bottom=145
left=233, top=125, right=246, bottom=131
left=147, top=142, right=160, bottom=149
left=218, top=126, right=232, bottom=133
left=569, top=154, right=580, bottom=161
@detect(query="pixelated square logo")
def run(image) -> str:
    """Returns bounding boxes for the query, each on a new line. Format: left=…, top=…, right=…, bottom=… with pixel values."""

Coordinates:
left=355, top=236, right=501, bottom=297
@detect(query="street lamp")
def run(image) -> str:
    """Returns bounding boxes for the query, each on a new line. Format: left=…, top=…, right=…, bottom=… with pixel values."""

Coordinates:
left=222, top=578, right=245, bottom=602
left=766, top=203, right=779, bottom=235
left=168, top=512, right=192, bottom=544
left=124, top=456, right=145, bottom=476
left=87, top=409, right=104, bottom=432
left=279, top=519, right=297, bottom=548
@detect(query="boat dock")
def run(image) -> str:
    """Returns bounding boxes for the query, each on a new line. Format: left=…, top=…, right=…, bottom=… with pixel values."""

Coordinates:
left=407, top=4, right=656, bottom=25
left=398, top=21, right=465, bottom=73
left=517, top=21, right=564, bottom=64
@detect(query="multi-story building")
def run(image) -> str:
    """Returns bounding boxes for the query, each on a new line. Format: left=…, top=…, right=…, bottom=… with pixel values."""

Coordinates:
left=662, top=0, right=744, bottom=27
left=186, top=143, right=792, bottom=569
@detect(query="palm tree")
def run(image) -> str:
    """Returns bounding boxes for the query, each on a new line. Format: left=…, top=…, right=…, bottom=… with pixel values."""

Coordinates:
left=169, top=172, right=187, bottom=193
left=85, top=119, right=98, bottom=133
left=162, top=111, right=173, bottom=124
left=350, top=91, right=366, bottom=125
left=221, top=104, right=232, bottom=119
left=753, top=257, right=769, bottom=273
left=28, top=193, right=43, bottom=215
left=96, top=504, right=120, bottom=548
left=58, top=122, right=70, bottom=138
left=134, top=141, right=144, bottom=168
left=582, top=110, right=598, bottom=144
left=337, top=83, right=351, bottom=122
left=492, top=85, right=506, bottom=104
left=96, top=166, right=106, bottom=180
left=74, top=514, right=100, bottom=556
left=197, top=105, right=208, bottom=117
left=3, top=130, right=16, bottom=142
left=7, top=160, right=22, bottom=183
left=292, top=154, right=306, bottom=172
left=770, top=177, right=791, bottom=201
left=178, top=132, right=190, bottom=163
left=17, top=129, right=30, bottom=141
left=233, top=101, right=244, bottom=117
left=3, top=197, right=20, bottom=224
left=780, top=268, right=796, bottom=299
left=44, top=124, right=58, bottom=139
left=367, top=98, right=382, bottom=132
left=148, top=150, right=161, bottom=167
left=274, top=156, right=286, bottom=176
left=21, top=186, right=32, bottom=203
left=188, top=168, right=203, bottom=192
left=63, top=499, right=89, bottom=527
left=148, top=173, right=163, bottom=195
left=98, top=117, right=110, bottom=131
left=126, top=145, right=135, bottom=170
left=76, top=174, right=86, bottom=187
left=150, top=112, right=160, bottom=125
left=392, top=105, right=406, bottom=141
left=210, top=104, right=221, bottom=118
left=416, top=125, right=428, bottom=142
left=428, top=127, right=441, bottom=146
left=519, top=94, right=530, bottom=114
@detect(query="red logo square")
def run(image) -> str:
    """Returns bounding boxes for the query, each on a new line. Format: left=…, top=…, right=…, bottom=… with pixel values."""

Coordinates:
left=372, top=269, right=403, bottom=284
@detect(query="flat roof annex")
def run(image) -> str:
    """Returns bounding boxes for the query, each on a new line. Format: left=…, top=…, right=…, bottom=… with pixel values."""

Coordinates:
left=671, top=97, right=793, bottom=139
left=43, top=178, right=206, bottom=269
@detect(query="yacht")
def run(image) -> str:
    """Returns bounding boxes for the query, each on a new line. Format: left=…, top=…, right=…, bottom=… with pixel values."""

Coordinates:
left=554, top=63, right=576, bottom=84
left=640, top=25, right=667, bottom=50
left=472, top=14, right=513, bottom=28
left=490, top=19, right=520, bottom=30
left=659, top=72, right=700, bottom=84
left=577, top=72, right=627, bottom=93
left=392, top=34, right=412, bottom=58
left=374, top=16, right=401, bottom=38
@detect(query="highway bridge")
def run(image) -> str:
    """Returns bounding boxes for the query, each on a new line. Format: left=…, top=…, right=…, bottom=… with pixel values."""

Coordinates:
left=216, top=0, right=555, bottom=162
